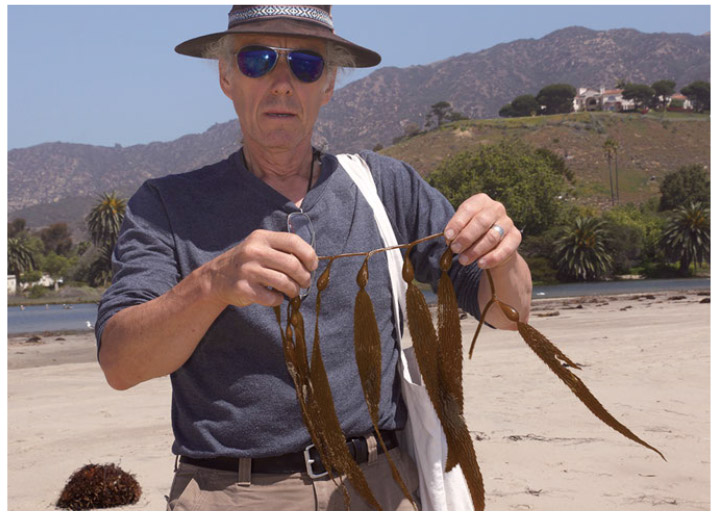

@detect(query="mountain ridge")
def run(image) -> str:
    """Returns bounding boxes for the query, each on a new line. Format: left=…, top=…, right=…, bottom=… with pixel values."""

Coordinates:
left=9, top=26, right=710, bottom=234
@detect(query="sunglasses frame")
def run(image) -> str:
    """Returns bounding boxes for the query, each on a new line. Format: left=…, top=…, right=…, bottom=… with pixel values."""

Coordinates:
left=236, top=44, right=326, bottom=83
left=287, top=210, right=316, bottom=300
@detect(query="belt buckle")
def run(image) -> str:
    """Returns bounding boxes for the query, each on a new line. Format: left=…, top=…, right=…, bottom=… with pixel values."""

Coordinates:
left=303, top=443, right=328, bottom=479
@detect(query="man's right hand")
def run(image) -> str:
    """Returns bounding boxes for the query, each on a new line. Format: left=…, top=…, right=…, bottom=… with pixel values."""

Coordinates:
left=204, top=229, right=319, bottom=307
left=99, top=229, right=317, bottom=390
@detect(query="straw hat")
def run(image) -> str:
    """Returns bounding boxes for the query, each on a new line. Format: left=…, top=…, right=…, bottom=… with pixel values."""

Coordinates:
left=175, top=5, right=381, bottom=68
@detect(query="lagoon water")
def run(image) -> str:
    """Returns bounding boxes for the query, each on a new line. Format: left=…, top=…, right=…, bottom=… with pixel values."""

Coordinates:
left=8, top=303, right=99, bottom=335
left=7, top=277, right=710, bottom=334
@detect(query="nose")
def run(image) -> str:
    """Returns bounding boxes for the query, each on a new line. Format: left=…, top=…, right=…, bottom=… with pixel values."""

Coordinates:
left=269, top=52, right=294, bottom=95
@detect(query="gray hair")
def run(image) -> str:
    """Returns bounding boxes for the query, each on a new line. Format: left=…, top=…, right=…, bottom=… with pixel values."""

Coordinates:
left=203, top=35, right=356, bottom=83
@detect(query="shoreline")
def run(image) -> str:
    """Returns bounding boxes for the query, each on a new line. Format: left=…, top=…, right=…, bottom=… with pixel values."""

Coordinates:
left=7, top=288, right=709, bottom=339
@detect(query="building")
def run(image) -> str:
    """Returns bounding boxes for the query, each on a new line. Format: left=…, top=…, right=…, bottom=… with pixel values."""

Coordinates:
left=668, top=93, right=693, bottom=110
left=574, top=87, right=635, bottom=112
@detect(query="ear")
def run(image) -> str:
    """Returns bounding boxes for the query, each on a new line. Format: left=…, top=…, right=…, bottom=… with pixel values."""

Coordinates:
left=321, top=69, right=336, bottom=106
left=219, top=59, right=234, bottom=99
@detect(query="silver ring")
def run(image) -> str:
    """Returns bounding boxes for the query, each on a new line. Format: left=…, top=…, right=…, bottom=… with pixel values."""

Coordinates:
left=490, top=224, right=505, bottom=240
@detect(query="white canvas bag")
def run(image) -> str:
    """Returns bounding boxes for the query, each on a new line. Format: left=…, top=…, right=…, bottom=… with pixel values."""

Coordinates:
left=337, top=153, right=474, bottom=511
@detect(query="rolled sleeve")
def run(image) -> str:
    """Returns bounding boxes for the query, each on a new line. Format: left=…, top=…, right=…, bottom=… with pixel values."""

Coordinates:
left=94, top=181, right=180, bottom=351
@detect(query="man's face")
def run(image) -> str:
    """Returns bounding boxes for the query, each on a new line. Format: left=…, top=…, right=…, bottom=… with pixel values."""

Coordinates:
left=220, top=35, right=335, bottom=152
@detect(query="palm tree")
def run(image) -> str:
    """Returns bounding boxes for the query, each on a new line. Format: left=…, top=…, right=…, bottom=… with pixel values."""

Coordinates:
left=86, top=191, right=127, bottom=248
left=8, top=237, right=36, bottom=276
left=602, top=139, right=615, bottom=205
left=660, top=202, right=710, bottom=276
left=87, top=243, right=115, bottom=287
left=85, top=191, right=127, bottom=287
left=603, top=138, right=619, bottom=206
left=554, top=216, right=613, bottom=281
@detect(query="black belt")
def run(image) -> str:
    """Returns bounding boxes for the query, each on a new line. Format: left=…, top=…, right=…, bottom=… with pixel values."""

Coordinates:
left=180, top=429, right=398, bottom=479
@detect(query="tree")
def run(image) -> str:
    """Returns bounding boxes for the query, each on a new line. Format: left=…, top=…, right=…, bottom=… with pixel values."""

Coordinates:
left=681, top=81, right=710, bottom=112
left=602, top=204, right=661, bottom=274
left=87, top=244, right=115, bottom=287
left=603, top=137, right=620, bottom=205
left=658, top=164, right=710, bottom=212
left=602, top=138, right=617, bottom=205
left=498, top=104, right=515, bottom=117
left=8, top=218, right=27, bottom=239
left=427, top=139, right=574, bottom=236
left=536, top=84, right=576, bottom=115
left=8, top=237, right=36, bottom=277
left=500, top=94, right=540, bottom=118
left=40, top=222, right=73, bottom=256
left=86, top=191, right=127, bottom=286
left=87, top=191, right=127, bottom=248
left=651, top=80, right=676, bottom=110
left=554, top=216, right=612, bottom=281
left=621, top=83, right=656, bottom=110
left=41, top=251, right=73, bottom=278
left=425, top=101, right=466, bottom=129
left=660, top=202, right=710, bottom=276
left=425, top=101, right=451, bottom=128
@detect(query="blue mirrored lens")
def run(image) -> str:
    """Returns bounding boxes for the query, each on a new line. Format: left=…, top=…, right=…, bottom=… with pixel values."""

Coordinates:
left=287, top=51, right=324, bottom=83
left=237, top=46, right=277, bottom=78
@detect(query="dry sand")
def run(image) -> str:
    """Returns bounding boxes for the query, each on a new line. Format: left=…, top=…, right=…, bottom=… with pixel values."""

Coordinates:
left=7, top=290, right=710, bottom=511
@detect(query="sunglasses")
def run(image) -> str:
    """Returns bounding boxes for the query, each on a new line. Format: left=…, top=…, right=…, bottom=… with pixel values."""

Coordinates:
left=236, top=45, right=325, bottom=83
left=287, top=210, right=316, bottom=300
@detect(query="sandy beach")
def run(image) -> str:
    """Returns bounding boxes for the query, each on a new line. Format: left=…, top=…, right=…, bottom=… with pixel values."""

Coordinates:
left=7, top=289, right=710, bottom=511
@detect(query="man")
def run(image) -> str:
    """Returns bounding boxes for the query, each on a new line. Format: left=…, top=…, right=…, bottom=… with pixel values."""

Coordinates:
left=96, top=5, right=532, bottom=511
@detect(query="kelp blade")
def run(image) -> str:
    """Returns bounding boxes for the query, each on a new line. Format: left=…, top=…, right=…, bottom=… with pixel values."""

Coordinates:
left=306, top=263, right=382, bottom=510
left=353, top=273, right=417, bottom=509
left=437, top=268, right=464, bottom=472
left=403, top=252, right=485, bottom=511
left=517, top=321, right=666, bottom=461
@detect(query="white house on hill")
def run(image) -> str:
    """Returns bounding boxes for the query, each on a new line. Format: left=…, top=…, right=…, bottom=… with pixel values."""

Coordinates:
left=573, top=87, right=635, bottom=112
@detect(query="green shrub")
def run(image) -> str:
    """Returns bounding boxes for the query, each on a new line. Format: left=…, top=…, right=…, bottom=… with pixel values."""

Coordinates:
left=524, top=256, right=558, bottom=285
left=28, top=285, right=48, bottom=299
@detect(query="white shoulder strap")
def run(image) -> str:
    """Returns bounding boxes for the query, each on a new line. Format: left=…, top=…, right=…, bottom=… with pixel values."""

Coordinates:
left=336, top=153, right=407, bottom=339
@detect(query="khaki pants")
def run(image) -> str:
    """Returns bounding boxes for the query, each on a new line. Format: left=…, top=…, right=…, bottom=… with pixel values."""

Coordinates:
left=167, top=446, right=420, bottom=511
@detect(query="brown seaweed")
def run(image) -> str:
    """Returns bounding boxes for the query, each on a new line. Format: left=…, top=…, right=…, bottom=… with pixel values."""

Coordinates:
left=277, top=260, right=383, bottom=510
left=275, top=230, right=664, bottom=511
left=470, top=270, right=666, bottom=461
left=437, top=247, right=465, bottom=472
left=353, top=257, right=417, bottom=509
left=57, top=463, right=141, bottom=510
left=402, top=245, right=486, bottom=511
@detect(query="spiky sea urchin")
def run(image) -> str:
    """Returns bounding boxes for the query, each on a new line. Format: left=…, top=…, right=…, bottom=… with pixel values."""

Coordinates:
left=56, top=463, right=142, bottom=510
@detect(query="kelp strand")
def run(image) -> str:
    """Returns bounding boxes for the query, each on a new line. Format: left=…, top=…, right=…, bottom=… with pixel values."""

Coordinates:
left=437, top=247, right=465, bottom=473
left=403, top=246, right=485, bottom=510
left=353, top=258, right=418, bottom=510
left=276, top=231, right=664, bottom=511
left=471, top=270, right=666, bottom=461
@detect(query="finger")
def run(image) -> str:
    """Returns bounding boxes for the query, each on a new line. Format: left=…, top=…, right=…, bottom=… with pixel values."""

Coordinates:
left=478, top=229, right=522, bottom=269
left=241, top=237, right=314, bottom=288
left=251, top=284, right=287, bottom=307
left=238, top=266, right=303, bottom=303
left=269, top=232, right=319, bottom=272
left=445, top=195, right=506, bottom=253
left=454, top=218, right=515, bottom=264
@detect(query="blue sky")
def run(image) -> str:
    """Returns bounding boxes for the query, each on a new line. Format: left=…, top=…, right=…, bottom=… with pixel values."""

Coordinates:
left=7, top=4, right=711, bottom=150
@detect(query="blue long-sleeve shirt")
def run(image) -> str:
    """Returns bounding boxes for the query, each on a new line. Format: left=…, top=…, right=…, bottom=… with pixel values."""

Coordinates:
left=95, top=149, right=482, bottom=458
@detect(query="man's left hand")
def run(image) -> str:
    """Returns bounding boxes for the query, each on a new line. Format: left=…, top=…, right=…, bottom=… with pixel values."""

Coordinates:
left=444, top=193, right=521, bottom=270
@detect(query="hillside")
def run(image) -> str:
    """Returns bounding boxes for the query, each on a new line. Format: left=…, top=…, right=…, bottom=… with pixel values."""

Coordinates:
left=382, top=112, right=710, bottom=208
left=8, top=26, right=710, bottom=235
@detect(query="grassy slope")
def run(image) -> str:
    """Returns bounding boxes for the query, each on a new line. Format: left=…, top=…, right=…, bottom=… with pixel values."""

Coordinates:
left=381, top=111, right=710, bottom=210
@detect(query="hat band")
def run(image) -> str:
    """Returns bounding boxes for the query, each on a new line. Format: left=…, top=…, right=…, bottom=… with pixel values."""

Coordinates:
left=229, top=6, right=334, bottom=31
